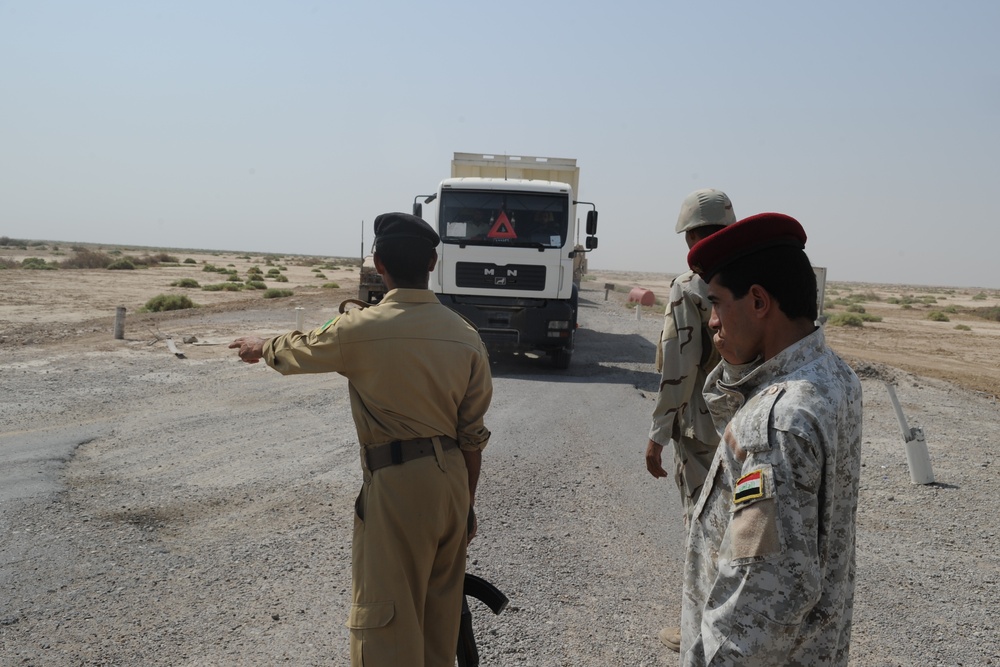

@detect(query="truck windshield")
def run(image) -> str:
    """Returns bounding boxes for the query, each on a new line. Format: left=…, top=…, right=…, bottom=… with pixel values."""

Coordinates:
left=438, top=190, right=569, bottom=248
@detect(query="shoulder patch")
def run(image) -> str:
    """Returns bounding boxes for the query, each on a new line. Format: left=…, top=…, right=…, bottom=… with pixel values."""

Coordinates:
left=734, top=470, right=765, bottom=505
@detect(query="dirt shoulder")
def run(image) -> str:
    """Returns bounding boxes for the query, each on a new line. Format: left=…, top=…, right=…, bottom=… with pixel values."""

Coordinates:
left=587, top=271, right=1000, bottom=399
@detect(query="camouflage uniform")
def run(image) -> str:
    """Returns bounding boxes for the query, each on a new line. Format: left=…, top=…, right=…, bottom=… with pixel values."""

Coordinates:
left=650, top=270, right=722, bottom=520
left=681, top=328, right=862, bottom=666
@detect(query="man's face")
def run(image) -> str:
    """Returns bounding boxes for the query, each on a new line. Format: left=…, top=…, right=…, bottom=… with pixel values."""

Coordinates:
left=706, top=277, right=762, bottom=365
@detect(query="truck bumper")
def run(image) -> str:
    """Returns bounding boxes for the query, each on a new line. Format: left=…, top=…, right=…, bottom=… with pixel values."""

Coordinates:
left=436, top=294, right=576, bottom=353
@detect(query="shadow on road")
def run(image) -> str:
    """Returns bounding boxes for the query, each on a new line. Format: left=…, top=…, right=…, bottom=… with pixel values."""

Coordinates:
left=488, top=327, right=659, bottom=391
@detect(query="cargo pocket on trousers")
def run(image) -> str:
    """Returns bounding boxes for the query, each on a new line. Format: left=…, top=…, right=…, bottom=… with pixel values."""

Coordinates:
left=347, top=601, right=395, bottom=666
left=347, top=601, right=394, bottom=630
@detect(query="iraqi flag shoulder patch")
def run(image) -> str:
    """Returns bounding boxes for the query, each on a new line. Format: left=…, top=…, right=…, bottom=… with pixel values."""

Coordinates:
left=733, top=470, right=765, bottom=505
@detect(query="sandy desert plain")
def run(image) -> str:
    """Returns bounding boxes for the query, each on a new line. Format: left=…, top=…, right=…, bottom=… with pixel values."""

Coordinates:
left=2, top=241, right=1000, bottom=399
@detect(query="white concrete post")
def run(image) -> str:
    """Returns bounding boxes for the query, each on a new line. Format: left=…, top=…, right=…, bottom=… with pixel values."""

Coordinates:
left=113, top=306, right=126, bottom=340
left=884, top=382, right=935, bottom=484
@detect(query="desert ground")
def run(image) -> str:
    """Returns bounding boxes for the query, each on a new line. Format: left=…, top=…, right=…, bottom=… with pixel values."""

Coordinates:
left=2, top=241, right=999, bottom=666
left=3, top=243, right=999, bottom=400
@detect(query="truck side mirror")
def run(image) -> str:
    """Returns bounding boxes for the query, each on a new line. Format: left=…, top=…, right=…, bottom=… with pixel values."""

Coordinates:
left=586, top=236, right=598, bottom=250
left=413, top=203, right=423, bottom=218
left=585, top=210, right=598, bottom=235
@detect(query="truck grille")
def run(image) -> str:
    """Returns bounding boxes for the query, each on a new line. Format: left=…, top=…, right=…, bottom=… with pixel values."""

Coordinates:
left=454, top=262, right=546, bottom=291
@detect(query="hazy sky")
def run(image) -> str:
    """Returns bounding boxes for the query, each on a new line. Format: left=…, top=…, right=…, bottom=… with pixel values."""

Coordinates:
left=2, top=1, right=998, bottom=288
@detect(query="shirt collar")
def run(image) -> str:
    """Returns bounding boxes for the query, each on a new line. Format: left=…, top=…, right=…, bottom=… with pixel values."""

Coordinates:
left=380, top=288, right=438, bottom=304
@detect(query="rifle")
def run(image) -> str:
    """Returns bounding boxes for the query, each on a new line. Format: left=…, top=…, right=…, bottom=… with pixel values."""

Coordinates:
left=458, top=573, right=509, bottom=667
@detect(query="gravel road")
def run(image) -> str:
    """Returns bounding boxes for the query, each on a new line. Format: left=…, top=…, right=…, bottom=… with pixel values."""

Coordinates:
left=2, top=285, right=998, bottom=666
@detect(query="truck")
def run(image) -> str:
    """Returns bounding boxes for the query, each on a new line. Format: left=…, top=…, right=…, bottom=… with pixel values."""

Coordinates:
left=413, top=152, right=598, bottom=368
left=357, top=254, right=385, bottom=304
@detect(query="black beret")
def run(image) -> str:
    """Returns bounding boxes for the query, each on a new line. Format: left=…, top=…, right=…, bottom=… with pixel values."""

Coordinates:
left=687, top=212, right=807, bottom=280
left=373, top=212, right=440, bottom=246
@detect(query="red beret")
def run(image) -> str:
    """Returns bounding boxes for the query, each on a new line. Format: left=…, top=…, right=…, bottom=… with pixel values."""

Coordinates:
left=687, top=212, right=807, bottom=279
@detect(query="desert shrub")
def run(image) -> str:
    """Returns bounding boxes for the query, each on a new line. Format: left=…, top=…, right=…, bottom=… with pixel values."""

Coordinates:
left=0, top=257, right=16, bottom=269
left=272, top=273, right=289, bottom=282
left=311, top=268, right=322, bottom=273
left=171, top=278, right=201, bottom=288
left=263, top=289, right=294, bottom=299
left=141, top=294, right=196, bottom=312
left=245, top=280, right=267, bottom=290
left=61, top=249, right=113, bottom=269
left=266, top=268, right=281, bottom=276
left=827, top=313, right=864, bottom=327
left=202, top=283, right=244, bottom=292
left=183, top=258, right=197, bottom=264
left=315, top=273, right=327, bottom=279
left=149, top=252, right=178, bottom=263
left=971, top=306, right=1000, bottom=322
left=321, top=282, right=340, bottom=289
left=846, top=304, right=866, bottom=313
left=954, top=324, right=972, bottom=331
left=943, top=305, right=958, bottom=314
left=227, top=274, right=243, bottom=282
left=902, top=304, right=913, bottom=310
left=21, top=257, right=59, bottom=271
left=886, top=297, right=900, bottom=304
left=927, top=311, right=950, bottom=322
left=972, top=292, right=987, bottom=301
left=824, top=300, right=837, bottom=310
left=107, top=259, right=136, bottom=270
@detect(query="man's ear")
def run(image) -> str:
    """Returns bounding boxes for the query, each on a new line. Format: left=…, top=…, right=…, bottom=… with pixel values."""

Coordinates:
left=373, top=252, right=386, bottom=276
left=427, top=249, right=438, bottom=273
left=748, top=284, right=771, bottom=317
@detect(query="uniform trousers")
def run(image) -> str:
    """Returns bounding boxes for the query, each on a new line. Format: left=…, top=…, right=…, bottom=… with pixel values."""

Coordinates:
left=673, top=435, right=717, bottom=524
left=349, top=446, right=469, bottom=667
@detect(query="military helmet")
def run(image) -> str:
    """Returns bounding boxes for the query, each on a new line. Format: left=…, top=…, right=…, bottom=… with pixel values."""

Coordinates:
left=675, top=188, right=736, bottom=234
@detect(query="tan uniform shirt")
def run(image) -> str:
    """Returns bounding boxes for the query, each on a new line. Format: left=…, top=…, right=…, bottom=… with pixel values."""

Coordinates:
left=262, top=288, right=492, bottom=452
left=650, top=270, right=721, bottom=445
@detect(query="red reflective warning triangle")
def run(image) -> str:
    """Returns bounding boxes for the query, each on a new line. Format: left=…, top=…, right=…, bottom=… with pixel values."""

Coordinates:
left=487, top=211, right=517, bottom=239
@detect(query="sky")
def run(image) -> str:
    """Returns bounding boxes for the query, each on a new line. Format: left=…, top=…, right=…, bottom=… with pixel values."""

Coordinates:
left=2, top=1, right=999, bottom=288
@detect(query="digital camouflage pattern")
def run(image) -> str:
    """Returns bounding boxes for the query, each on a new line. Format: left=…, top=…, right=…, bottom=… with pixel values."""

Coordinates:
left=650, top=270, right=722, bottom=515
left=682, top=328, right=863, bottom=666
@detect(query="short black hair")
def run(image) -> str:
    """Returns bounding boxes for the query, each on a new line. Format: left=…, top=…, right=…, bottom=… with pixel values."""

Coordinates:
left=713, top=245, right=818, bottom=321
left=374, top=238, right=436, bottom=287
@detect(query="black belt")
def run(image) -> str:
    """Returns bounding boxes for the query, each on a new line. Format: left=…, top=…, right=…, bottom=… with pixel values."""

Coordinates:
left=365, top=436, right=458, bottom=472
